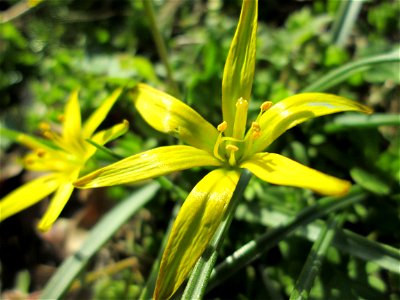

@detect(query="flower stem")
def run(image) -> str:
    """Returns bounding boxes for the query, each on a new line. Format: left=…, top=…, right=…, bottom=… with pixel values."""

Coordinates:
left=142, top=0, right=180, bottom=98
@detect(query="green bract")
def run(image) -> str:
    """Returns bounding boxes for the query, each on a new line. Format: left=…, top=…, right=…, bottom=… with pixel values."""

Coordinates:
left=75, top=0, right=372, bottom=298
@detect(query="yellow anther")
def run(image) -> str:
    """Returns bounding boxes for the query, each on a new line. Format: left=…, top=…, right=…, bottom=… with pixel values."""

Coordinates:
left=25, top=158, right=34, bottom=165
left=43, top=131, right=52, bottom=139
left=251, top=122, right=261, bottom=139
left=57, top=114, right=65, bottom=122
left=226, top=144, right=239, bottom=152
left=42, top=130, right=55, bottom=140
left=251, top=122, right=261, bottom=133
left=39, top=122, right=51, bottom=131
left=217, top=121, right=228, bottom=132
left=260, top=101, right=273, bottom=112
left=36, top=149, right=46, bottom=158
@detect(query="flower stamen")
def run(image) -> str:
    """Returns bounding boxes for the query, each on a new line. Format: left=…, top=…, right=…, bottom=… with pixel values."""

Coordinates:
left=217, top=121, right=227, bottom=132
left=36, top=149, right=46, bottom=158
left=226, top=144, right=239, bottom=166
left=214, top=121, right=228, bottom=161
left=260, top=101, right=273, bottom=113
left=251, top=122, right=261, bottom=139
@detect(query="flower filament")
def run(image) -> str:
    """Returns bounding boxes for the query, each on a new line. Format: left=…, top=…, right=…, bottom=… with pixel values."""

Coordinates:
left=214, top=99, right=273, bottom=166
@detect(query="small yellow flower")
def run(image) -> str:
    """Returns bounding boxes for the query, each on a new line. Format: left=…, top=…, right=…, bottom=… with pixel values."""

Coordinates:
left=75, top=0, right=372, bottom=298
left=0, top=89, right=127, bottom=232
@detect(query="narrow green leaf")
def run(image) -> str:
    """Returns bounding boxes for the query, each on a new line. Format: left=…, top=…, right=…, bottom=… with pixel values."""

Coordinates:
left=333, top=228, right=400, bottom=274
left=330, top=0, right=365, bottom=46
left=207, top=187, right=367, bottom=290
left=350, top=167, right=391, bottom=195
left=219, top=188, right=400, bottom=285
left=301, top=50, right=400, bottom=92
left=39, top=183, right=160, bottom=300
left=140, top=204, right=181, bottom=300
left=324, top=113, right=400, bottom=132
left=290, top=214, right=345, bottom=300
left=142, top=0, right=180, bottom=97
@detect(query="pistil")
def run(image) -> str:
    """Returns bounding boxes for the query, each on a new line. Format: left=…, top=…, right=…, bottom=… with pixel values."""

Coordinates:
left=226, top=144, right=239, bottom=166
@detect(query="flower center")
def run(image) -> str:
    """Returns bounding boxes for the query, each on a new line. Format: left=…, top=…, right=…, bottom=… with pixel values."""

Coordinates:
left=214, top=99, right=273, bottom=166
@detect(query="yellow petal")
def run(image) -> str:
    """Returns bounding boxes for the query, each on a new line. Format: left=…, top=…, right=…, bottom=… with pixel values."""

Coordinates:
left=82, top=88, right=123, bottom=138
left=0, top=126, right=55, bottom=151
left=23, top=150, right=76, bottom=172
left=249, top=93, right=373, bottom=154
left=154, top=168, right=240, bottom=300
left=131, top=84, right=219, bottom=153
left=222, top=0, right=258, bottom=135
left=0, top=174, right=60, bottom=222
left=74, top=145, right=222, bottom=189
left=241, top=153, right=351, bottom=196
left=84, top=119, right=129, bottom=160
left=63, top=90, right=82, bottom=144
left=38, top=172, right=78, bottom=232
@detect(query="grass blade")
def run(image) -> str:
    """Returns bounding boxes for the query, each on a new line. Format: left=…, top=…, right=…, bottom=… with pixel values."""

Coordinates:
left=233, top=189, right=400, bottom=274
left=139, top=203, right=181, bottom=300
left=324, top=113, right=400, bottom=133
left=290, top=214, right=346, bottom=300
left=301, top=50, right=400, bottom=92
left=330, top=0, right=364, bottom=46
left=207, top=187, right=367, bottom=290
left=39, top=183, right=160, bottom=300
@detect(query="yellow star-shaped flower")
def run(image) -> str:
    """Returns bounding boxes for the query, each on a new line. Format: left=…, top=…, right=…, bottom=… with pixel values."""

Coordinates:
left=0, top=89, right=127, bottom=231
left=75, top=1, right=372, bottom=298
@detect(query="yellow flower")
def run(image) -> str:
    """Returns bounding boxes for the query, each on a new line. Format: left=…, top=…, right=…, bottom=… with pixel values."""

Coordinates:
left=0, top=89, right=127, bottom=232
left=75, top=0, right=372, bottom=298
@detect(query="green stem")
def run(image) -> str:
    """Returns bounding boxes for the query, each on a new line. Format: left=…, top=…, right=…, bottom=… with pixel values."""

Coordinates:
left=142, top=0, right=180, bottom=97
left=181, top=170, right=252, bottom=300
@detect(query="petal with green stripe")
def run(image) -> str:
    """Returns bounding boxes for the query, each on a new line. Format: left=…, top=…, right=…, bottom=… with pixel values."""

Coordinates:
left=38, top=172, right=78, bottom=232
left=0, top=174, right=60, bottom=222
left=249, top=93, right=372, bottom=154
left=241, top=152, right=351, bottom=196
left=85, top=119, right=129, bottom=160
left=74, top=145, right=222, bottom=188
left=0, top=127, right=55, bottom=152
left=154, top=168, right=240, bottom=300
left=222, top=0, right=258, bottom=134
left=62, top=90, right=82, bottom=144
left=131, top=83, right=219, bottom=153
left=82, top=88, right=123, bottom=138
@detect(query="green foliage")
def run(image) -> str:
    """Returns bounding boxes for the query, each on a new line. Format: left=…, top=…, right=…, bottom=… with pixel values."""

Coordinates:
left=0, top=0, right=399, bottom=299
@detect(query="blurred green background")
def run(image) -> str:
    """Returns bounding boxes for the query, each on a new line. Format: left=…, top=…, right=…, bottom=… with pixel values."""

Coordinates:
left=0, top=0, right=399, bottom=299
